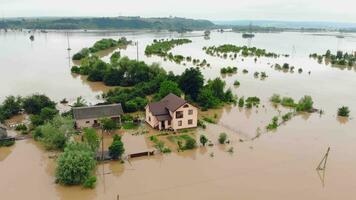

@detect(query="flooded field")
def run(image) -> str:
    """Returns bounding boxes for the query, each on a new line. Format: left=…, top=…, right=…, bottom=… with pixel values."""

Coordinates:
left=1, top=29, right=356, bottom=199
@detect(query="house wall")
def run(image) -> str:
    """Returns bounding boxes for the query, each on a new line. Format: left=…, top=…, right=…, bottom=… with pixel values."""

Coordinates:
left=171, top=103, right=198, bottom=130
left=145, top=106, right=159, bottom=129
left=75, top=115, right=120, bottom=129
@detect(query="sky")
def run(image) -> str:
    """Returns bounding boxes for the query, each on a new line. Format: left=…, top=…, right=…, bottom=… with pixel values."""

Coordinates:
left=1, top=0, right=356, bottom=23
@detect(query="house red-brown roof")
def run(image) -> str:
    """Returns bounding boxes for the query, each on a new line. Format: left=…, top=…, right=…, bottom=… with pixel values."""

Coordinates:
left=148, top=93, right=187, bottom=116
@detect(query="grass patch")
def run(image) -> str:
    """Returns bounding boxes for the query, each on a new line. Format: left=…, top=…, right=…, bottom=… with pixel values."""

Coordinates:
left=122, top=122, right=139, bottom=130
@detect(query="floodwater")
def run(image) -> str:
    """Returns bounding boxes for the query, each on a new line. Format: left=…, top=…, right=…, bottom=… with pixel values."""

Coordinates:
left=1, top=29, right=356, bottom=199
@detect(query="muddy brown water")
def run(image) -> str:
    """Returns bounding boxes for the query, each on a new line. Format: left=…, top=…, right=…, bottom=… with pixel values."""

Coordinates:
left=1, top=30, right=356, bottom=199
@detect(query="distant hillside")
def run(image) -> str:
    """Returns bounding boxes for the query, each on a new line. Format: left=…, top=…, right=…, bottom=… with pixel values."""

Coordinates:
left=0, top=16, right=215, bottom=31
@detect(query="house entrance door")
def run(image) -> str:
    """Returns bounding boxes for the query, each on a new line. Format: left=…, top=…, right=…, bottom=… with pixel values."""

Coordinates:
left=161, top=121, right=165, bottom=129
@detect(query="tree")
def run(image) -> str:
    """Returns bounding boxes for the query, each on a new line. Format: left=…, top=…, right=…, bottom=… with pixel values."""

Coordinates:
left=197, top=87, right=220, bottom=109
left=109, top=135, right=125, bottom=160
left=206, top=78, right=225, bottom=100
left=296, top=96, right=313, bottom=112
left=218, top=133, right=227, bottom=144
left=101, top=118, right=119, bottom=131
left=110, top=51, right=121, bottom=63
left=1, top=96, right=22, bottom=117
left=338, top=106, right=350, bottom=117
left=22, top=94, right=56, bottom=115
left=199, top=135, right=208, bottom=146
left=238, top=97, right=245, bottom=108
left=73, top=97, right=87, bottom=107
left=55, top=142, right=96, bottom=185
left=158, top=80, right=182, bottom=99
left=179, top=67, right=204, bottom=101
left=35, top=116, right=75, bottom=150
left=83, top=128, right=100, bottom=152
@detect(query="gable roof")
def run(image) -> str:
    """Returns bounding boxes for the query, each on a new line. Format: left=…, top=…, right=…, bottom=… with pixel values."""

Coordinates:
left=73, top=104, right=124, bottom=120
left=148, top=93, right=187, bottom=116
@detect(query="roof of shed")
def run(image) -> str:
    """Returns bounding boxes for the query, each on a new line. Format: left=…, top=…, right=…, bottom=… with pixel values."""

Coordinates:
left=73, top=104, right=124, bottom=120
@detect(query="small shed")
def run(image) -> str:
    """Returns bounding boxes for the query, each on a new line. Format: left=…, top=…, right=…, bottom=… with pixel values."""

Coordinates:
left=73, top=104, right=124, bottom=129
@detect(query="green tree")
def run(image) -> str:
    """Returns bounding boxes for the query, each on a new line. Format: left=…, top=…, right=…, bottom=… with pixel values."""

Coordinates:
left=83, top=128, right=100, bottom=152
left=22, top=94, right=56, bottom=115
left=338, top=106, right=350, bottom=117
left=199, top=135, right=208, bottom=146
left=158, top=80, right=182, bottom=99
left=101, top=118, right=119, bottom=131
left=109, top=135, right=125, bottom=160
left=296, top=96, right=313, bottom=112
left=55, top=142, right=96, bottom=185
left=73, top=97, right=87, bottom=107
left=179, top=67, right=204, bottom=101
left=218, top=133, right=227, bottom=144
left=197, top=87, right=220, bottom=109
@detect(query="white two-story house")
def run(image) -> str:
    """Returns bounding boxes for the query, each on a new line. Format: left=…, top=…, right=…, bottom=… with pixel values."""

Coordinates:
left=145, top=93, right=198, bottom=131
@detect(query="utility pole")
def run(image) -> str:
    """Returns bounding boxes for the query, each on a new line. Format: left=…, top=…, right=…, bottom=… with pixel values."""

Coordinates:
left=101, top=127, right=104, bottom=161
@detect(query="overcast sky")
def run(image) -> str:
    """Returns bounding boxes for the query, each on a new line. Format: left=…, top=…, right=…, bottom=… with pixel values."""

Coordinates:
left=1, top=0, right=355, bottom=22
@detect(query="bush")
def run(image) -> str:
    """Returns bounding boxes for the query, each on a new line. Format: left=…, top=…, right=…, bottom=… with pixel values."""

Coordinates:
left=233, top=80, right=240, bottom=86
left=184, top=137, right=197, bottom=150
left=83, top=128, right=99, bottom=152
left=218, top=133, right=227, bottom=144
left=101, top=118, right=119, bottom=131
left=55, top=142, right=96, bottom=185
left=15, top=124, right=27, bottom=131
left=83, top=176, right=97, bottom=189
left=109, top=135, right=125, bottom=160
left=296, top=96, right=314, bottom=112
left=338, top=106, right=350, bottom=117
left=266, top=116, right=279, bottom=130
left=270, top=94, right=281, bottom=104
left=0, top=140, right=15, bottom=147
left=200, top=135, right=208, bottom=146
left=281, top=97, right=296, bottom=107
left=238, top=97, right=245, bottom=107
left=71, top=66, right=80, bottom=73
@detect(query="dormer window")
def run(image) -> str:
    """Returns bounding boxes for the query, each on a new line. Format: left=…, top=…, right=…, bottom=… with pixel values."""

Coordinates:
left=183, top=104, right=189, bottom=108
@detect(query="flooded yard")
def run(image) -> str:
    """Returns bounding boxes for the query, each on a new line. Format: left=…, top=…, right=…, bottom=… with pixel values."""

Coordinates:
left=1, top=29, right=356, bottom=199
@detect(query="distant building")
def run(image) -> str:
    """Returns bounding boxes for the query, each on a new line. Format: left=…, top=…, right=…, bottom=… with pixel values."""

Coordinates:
left=73, top=104, right=124, bottom=129
left=0, top=124, right=7, bottom=139
left=145, top=93, right=198, bottom=131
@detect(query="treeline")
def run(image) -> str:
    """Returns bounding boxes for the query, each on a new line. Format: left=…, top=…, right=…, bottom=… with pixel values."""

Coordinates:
left=0, top=94, right=56, bottom=123
left=145, top=39, right=210, bottom=67
left=310, top=50, right=355, bottom=67
left=203, top=44, right=288, bottom=58
left=0, top=17, right=214, bottom=31
left=72, top=37, right=131, bottom=60
left=104, top=67, right=236, bottom=112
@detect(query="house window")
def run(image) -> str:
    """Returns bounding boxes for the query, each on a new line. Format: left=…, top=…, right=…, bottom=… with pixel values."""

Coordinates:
left=85, top=121, right=90, bottom=124
left=176, top=111, right=183, bottom=119
left=149, top=116, right=151, bottom=122
left=168, top=120, right=171, bottom=125
left=178, top=120, right=182, bottom=126
left=183, top=104, right=189, bottom=108
left=188, top=109, right=193, bottom=115
left=188, top=119, right=193, bottom=125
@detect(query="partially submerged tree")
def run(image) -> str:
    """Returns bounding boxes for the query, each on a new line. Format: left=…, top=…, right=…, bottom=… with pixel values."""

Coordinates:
left=55, top=142, right=96, bottom=185
left=338, top=106, right=350, bottom=117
